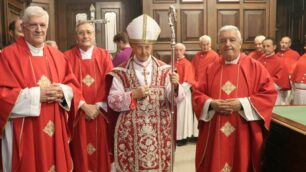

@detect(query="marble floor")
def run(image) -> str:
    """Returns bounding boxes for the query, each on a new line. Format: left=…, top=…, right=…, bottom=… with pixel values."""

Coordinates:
left=173, top=143, right=196, bottom=172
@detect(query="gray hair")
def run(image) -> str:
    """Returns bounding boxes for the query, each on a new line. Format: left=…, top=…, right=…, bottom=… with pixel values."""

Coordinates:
left=75, top=20, right=95, bottom=33
left=218, top=25, right=242, bottom=43
left=199, top=35, right=211, bottom=43
left=175, top=43, right=186, bottom=51
left=22, top=6, right=49, bottom=24
left=254, top=35, right=266, bottom=43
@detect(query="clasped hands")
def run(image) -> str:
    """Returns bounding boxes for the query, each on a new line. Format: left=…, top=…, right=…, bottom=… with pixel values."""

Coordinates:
left=40, top=84, right=64, bottom=103
left=131, top=72, right=180, bottom=99
left=81, top=103, right=100, bottom=120
left=210, top=98, right=242, bottom=114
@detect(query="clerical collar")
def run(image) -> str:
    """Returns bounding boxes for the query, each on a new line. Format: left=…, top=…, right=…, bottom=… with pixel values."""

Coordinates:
left=26, top=41, right=44, bottom=56
left=79, top=46, right=94, bottom=60
left=265, top=52, right=275, bottom=58
left=224, top=55, right=240, bottom=64
left=133, top=55, right=152, bottom=67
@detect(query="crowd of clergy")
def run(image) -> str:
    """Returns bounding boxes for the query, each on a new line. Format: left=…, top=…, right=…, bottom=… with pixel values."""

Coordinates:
left=0, top=4, right=306, bottom=172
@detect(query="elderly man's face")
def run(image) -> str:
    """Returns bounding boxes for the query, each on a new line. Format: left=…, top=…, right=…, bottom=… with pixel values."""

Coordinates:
left=254, top=39, right=264, bottom=53
left=132, top=43, right=152, bottom=62
left=175, top=45, right=185, bottom=59
left=219, top=30, right=241, bottom=61
left=280, top=37, right=291, bottom=51
left=199, top=40, right=211, bottom=52
left=76, top=23, right=95, bottom=50
left=22, top=16, right=48, bottom=47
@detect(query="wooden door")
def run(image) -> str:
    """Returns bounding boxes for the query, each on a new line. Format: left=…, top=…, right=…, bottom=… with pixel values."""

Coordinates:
left=143, top=0, right=276, bottom=62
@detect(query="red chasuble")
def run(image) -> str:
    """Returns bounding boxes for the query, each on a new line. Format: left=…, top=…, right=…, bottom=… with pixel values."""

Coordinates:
left=291, top=53, right=306, bottom=83
left=192, top=54, right=277, bottom=172
left=107, top=57, right=173, bottom=172
left=247, top=50, right=264, bottom=60
left=175, top=57, right=195, bottom=85
left=0, top=37, right=82, bottom=172
left=258, top=54, right=291, bottom=90
left=276, top=48, right=300, bottom=74
left=192, top=50, right=219, bottom=86
left=65, top=46, right=113, bottom=172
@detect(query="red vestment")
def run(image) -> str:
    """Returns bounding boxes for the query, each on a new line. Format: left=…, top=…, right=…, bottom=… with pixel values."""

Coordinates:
left=192, top=54, right=277, bottom=172
left=258, top=54, right=291, bottom=90
left=247, top=50, right=264, bottom=60
left=0, top=37, right=82, bottom=171
left=291, top=53, right=306, bottom=83
left=192, top=50, right=219, bottom=85
left=107, top=57, right=174, bottom=171
left=65, top=46, right=113, bottom=172
left=175, top=57, right=195, bottom=85
left=276, top=48, right=300, bottom=74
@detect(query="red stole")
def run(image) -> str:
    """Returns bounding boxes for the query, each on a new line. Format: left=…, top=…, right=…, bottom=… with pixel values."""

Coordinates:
left=258, top=54, right=291, bottom=90
left=65, top=46, right=113, bottom=172
left=192, top=54, right=277, bottom=172
left=0, top=37, right=82, bottom=172
left=276, top=48, right=300, bottom=74
left=175, top=57, right=195, bottom=85
left=291, top=53, right=306, bottom=83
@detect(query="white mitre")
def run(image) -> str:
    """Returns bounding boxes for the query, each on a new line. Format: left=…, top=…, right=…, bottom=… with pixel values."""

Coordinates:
left=126, top=14, right=161, bottom=44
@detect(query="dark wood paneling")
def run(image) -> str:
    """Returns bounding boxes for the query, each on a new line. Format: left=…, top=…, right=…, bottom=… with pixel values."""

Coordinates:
left=217, top=9, right=239, bottom=32
left=181, top=9, right=204, bottom=42
left=30, top=0, right=55, bottom=41
left=153, top=10, right=173, bottom=42
left=155, top=50, right=197, bottom=64
left=243, top=9, right=266, bottom=42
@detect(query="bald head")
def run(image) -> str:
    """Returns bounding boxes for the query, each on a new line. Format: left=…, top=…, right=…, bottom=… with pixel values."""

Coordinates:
left=280, top=36, right=292, bottom=51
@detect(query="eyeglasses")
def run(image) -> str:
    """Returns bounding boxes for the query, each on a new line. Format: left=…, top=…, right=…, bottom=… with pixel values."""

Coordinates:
left=77, top=30, right=94, bottom=36
left=25, top=23, right=48, bottom=30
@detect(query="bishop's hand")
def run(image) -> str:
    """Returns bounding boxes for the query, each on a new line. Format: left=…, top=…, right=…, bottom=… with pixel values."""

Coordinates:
left=132, top=85, right=150, bottom=99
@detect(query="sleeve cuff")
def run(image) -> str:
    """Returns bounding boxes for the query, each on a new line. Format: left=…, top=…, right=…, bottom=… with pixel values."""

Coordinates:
left=199, top=98, right=215, bottom=122
left=58, top=84, right=73, bottom=111
left=238, top=97, right=261, bottom=121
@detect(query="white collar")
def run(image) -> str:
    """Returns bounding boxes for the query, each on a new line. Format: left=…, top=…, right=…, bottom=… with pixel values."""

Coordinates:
left=224, top=55, right=240, bottom=64
left=133, top=55, right=152, bottom=67
left=79, top=46, right=94, bottom=60
left=26, top=41, right=44, bottom=56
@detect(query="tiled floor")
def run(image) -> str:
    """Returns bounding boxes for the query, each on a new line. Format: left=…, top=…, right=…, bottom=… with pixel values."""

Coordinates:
left=173, top=143, right=196, bottom=172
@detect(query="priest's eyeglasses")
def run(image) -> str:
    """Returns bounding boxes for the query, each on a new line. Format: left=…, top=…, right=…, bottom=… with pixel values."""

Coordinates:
left=77, top=31, right=94, bottom=36
left=25, top=23, right=48, bottom=30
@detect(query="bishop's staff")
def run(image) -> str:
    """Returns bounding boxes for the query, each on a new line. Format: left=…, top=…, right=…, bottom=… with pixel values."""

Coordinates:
left=168, top=5, right=176, bottom=171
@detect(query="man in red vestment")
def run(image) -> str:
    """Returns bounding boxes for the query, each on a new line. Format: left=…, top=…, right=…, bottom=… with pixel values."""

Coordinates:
left=65, top=21, right=112, bottom=172
left=107, top=14, right=185, bottom=172
left=259, top=38, right=291, bottom=105
left=191, top=35, right=219, bottom=85
left=291, top=43, right=306, bottom=104
left=247, top=35, right=265, bottom=60
left=0, top=6, right=82, bottom=172
left=276, top=36, right=300, bottom=75
left=192, top=25, right=277, bottom=172
left=174, top=43, right=197, bottom=146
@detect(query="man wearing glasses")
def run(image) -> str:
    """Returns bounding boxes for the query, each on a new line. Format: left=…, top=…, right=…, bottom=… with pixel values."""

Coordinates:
left=0, top=6, right=82, bottom=171
left=64, top=20, right=113, bottom=172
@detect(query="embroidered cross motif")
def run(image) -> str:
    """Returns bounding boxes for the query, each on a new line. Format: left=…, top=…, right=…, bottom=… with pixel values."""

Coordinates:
left=220, top=121, right=235, bottom=137
left=221, top=163, right=232, bottom=172
left=37, top=75, right=51, bottom=87
left=43, top=120, right=55, bottom=137
left=82, top=74, right=95, bottom=87
left=48, top=165, right=55, bottom=172
left=87, top=143, right=96, bottom=155
left=221, top=81, right=236, bottom=95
